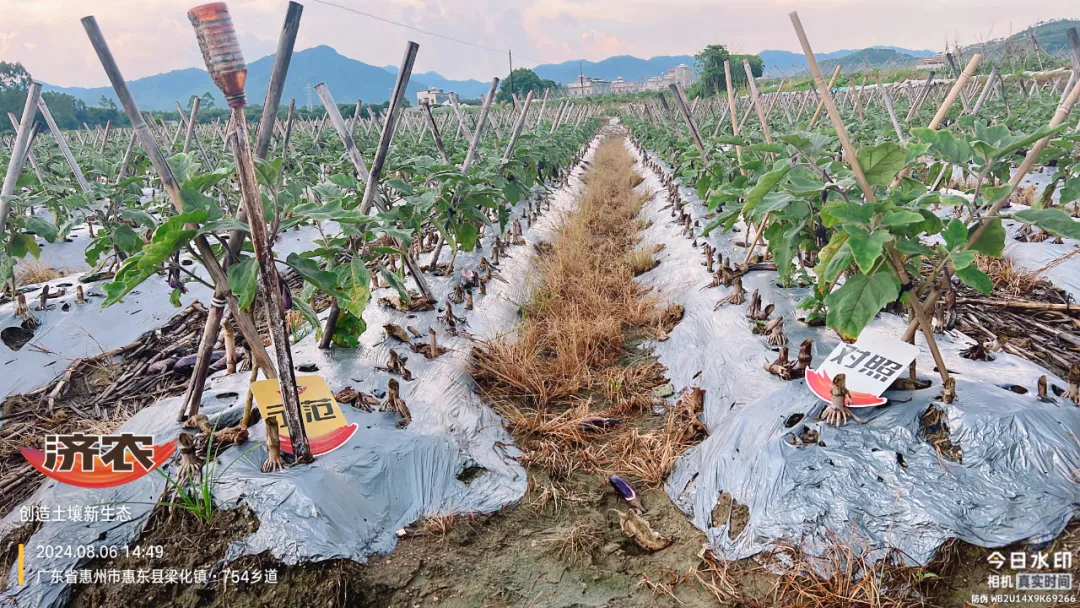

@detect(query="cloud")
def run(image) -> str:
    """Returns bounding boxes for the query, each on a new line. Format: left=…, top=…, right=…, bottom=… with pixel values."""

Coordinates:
left=2, top=0, right=1078, bottom=87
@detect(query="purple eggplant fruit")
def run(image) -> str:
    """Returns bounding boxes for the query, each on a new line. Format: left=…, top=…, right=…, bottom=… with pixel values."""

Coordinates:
left=172, top=351, right=226, bottom=374
left=280, top=277, right=293, bottom=309
left=609, top=475, right=644, bottom=511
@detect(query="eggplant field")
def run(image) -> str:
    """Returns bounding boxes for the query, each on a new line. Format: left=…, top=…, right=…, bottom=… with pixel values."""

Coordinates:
left=1, top=3, right=1079, bottom=607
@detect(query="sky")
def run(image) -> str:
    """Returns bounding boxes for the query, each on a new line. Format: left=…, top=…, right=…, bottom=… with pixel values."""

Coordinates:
left=2, top=0, right=1078, bottom=87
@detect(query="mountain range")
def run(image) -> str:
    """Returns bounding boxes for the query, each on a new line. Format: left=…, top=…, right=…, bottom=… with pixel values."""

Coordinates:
left=45, top=44, right=941, bottom=110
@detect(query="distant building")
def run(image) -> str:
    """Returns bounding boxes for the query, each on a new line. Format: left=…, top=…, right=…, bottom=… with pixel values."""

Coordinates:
left=916, top=55, right=946, bottom=71
left=417, top=87, right=449, bottom=105
left=567, top=76, right=611, bottom=97
left=610, top=77, right=639, bottom=94
left=668, top=64, right=693, bottom=90
left=644, top=64, right=694, bottom=92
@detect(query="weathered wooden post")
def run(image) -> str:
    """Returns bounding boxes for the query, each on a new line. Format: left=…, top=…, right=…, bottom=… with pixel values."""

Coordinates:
left=82, top=15, right=278, bottom=395
left=669, top=83, right=704, bottom=153
left=420, top=102, right=450, bottom=165
left=182, top=95, right=200, bottom=153
left=6, top=111, right=44, bottom=185
left=37, top=97, right=91, bottom=193
left=188, top=1, right=312, bottom=462
left=790, top=10, right=950, bottom=385
left=255, top=1, right=302, bottom=159
left=0, top=83, right=42, bottom=241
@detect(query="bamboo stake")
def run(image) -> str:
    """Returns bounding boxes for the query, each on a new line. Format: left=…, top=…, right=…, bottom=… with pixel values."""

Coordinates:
left=723, top=61, right=745, bottom=173
left=810, top=65, right=842, bottom=127
left=0, top=83, right=42, bottom=242
left=81, top=16, right=278, bottom=393
left=873, top=73, right=904, bottom=142
left=928, top=54, right=982, bottom=129
left=421, top=102, right=450, bottom=165
left=6, top=111, right=43, bottom=185
left=183, top=95, right=200, bottom=153
left=669, top=83, right=704, bottom=153
left=116, top=130, right=137, bottom=182
left=37, top=96, right=91, bottom=193
left=971, top=67, right=999, bottom=116
left=790, top=10, right=950, bottom=385
left=743, top=59, right=772, bottom=144
left=255, top=1, right=302, bottom=159
left=504, top=89, right=535, bottom=160
left=315, top=83, right=370, bottom=181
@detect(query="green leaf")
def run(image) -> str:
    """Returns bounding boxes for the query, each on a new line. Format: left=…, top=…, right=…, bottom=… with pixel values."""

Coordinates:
left=949, top=250, right=976, bottom=271
left=857, top=142, right=907, bottom=187
left=967, top=217, right=1005, bottom=257
left=197, top=219, right=250, bottom=235
left=379, top=264, right=410, bottom=305
left=24, top=216, right=58, bottom=243
left=894, top=237, right=935, bottom=257
left=816, top=232, right=850, bottom=283
left=825, top=273, right=900, bottom=341
left=112, top=225, right=141, bottom=254
left=1013, top=208, right=1080, bottom=241
left=1061, top=178, right=1080, bottom=205
left=955, top=265, right=993, bottom=295
left=120, top=209, right=157, bottom=230
left=743, top=160, right=791, bottom=216
left=227, top=257, right=260, bottom=310
left=254, top=157, right=283, bottom=190
left=454, top=223, right=479, bottom=251
left=942, top=219, right=968, bottom=251
left=846, top=227, right=893, bottom=274
left=340, top=257, right=372, bottom=319
left=285, top=253, right=347, bottom=300
left=880, top=210, right=924, bottom=228
left=167, top=153, right=197, bottom=185
left=291, top=297, right=322, bottom=340
left=820, top=201, right=875, bottom=228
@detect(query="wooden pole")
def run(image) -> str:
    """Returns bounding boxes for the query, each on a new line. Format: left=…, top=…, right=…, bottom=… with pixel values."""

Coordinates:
left=0, top=83, right=42, bottom=242
left=421, top=102, right=450, bottom=165
left=971, top=66, right=998, bottom=116
left=874, top=74, right=904, bottom=142
left=723, top=61, right=745, bottom=172
left=790, top=10, right=949, bottom=384
left=6, top=111, right=43, bottom=185
left=182, top=95, right=200, bottom=153
left=810, top=65, right=842, bottom=127
left=928, top=54, right=982, bottom=129
left=81, top=16, right=278, bottom=389
left=504, top=89, right=535, bottom=160
left=315, top=83, right=371, bottom=181
left=668, top=83, right=704, bottom=153
left=255, top=1, right=302, bottom=159
left=37, top=96, right=91, bottom=193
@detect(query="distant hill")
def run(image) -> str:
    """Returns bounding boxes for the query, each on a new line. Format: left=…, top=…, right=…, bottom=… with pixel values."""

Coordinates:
left=759, top=47, right=934, bottom=76
left=965, top=18, right=1080, bottom=59
left=44, top=46, right=436, bottom=111
left=530, top=55, right=697, bottom=85
left=819, top=48, right=921, bottom=75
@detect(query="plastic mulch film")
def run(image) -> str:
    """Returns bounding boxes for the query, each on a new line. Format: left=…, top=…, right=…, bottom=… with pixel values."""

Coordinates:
left=0, top=136, right=603, bottom=608
left=626, top=140, right=1080, bottom=566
